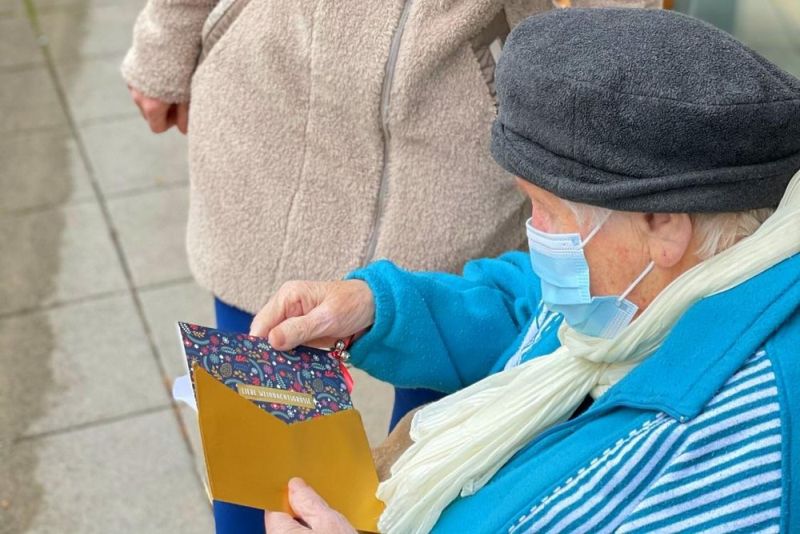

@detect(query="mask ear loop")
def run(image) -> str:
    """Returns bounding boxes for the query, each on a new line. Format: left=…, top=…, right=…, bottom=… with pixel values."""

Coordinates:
left=580, top=211, right=613, bottom=247
left=617, top=261, right=656, bottom=303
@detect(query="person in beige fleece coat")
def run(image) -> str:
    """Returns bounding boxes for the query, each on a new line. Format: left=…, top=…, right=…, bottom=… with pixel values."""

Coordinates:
left=123, top=0, right=551, bottom=433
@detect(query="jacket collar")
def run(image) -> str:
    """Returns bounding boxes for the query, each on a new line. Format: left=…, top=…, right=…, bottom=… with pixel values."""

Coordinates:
left=596, top=253, right=800, bottom=421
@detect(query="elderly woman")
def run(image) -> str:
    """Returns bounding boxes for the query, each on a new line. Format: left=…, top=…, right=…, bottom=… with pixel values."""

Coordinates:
left=250, top=8, right=800, bottom=534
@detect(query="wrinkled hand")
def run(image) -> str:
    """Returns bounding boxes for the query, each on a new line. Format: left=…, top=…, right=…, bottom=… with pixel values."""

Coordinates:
left=250, top=280, right=374, bottom=350
left=265, top=478, right=357, bottom=534
left=128, top=86, right=189, bottom=134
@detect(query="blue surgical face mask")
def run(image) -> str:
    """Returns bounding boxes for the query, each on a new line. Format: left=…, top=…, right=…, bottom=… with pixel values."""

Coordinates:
left=526, top=217, right=655, bottom=339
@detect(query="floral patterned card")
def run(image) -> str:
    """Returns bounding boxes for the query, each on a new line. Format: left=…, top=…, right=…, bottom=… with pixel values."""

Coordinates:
left=177, top=322, right=353, bottom=424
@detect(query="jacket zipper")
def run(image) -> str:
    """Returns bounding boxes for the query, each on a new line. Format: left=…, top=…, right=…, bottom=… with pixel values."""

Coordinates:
left=362, top=0, right=414, bottom=264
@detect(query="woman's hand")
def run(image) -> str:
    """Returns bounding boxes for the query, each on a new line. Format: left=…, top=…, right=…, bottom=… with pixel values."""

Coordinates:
left=128, top=86, right=189, bottom=134
left=264, top=478, right=356, bottom=534
left=250, top=280, right=375, bottom=350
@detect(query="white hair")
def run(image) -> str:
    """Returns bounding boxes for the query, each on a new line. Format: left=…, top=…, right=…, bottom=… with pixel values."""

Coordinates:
left=562, top=199, right=775, bottom=260
left=689, top=209, right=775, bottom=259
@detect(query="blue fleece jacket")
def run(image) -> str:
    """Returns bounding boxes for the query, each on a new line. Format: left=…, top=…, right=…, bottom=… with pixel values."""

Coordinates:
left=347, top=251, right=800, bottom=532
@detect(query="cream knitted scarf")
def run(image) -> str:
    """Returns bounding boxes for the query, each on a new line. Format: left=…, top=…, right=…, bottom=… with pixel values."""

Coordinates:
left=377, top=170, right=800, bottom=534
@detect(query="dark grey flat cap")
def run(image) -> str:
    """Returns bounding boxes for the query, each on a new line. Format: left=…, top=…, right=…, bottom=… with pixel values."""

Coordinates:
left=491, top=8, right=800, bottom=212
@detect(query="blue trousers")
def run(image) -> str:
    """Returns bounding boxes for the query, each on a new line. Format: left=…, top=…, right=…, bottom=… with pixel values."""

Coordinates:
left=211, top=297, right=444, bottom=534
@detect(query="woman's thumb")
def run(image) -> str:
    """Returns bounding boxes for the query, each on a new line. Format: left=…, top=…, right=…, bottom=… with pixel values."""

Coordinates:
left=287, top=478, right=331, bottom=518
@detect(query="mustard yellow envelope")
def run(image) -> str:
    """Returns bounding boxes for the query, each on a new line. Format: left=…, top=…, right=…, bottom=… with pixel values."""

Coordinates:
left=193, top=365, right=385, bottom=532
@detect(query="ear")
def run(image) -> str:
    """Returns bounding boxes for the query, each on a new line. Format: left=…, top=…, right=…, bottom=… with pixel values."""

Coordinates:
left=641, top=213, right=694, bottom=269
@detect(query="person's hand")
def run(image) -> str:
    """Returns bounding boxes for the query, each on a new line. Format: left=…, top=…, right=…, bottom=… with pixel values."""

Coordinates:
left=264, top=478, right=357, bottom=534
left=250, top=280, right=374, bottom=350
left=128, top=86, right=189, bottom=134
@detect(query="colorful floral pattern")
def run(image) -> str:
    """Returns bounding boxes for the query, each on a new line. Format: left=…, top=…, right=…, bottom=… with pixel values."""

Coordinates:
left=178, top=322, right=352, bottom=423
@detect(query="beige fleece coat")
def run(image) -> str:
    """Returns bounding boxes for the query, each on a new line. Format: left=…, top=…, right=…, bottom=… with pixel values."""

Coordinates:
left=123, top=0, right=551, bottom=314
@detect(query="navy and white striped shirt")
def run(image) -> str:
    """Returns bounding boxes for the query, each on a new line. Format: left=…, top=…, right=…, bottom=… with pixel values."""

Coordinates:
left=510, top=350, right=782, bottom=533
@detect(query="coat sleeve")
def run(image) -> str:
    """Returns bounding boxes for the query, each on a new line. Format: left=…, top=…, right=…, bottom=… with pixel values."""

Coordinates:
left=121, top=0, right=218, bottom=102
left=345, top=251, right=538, bottom=393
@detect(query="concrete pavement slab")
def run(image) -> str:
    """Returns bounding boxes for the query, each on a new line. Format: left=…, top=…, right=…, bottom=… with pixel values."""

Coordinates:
left=34, top=0, right=118, bottom=9
left=134, top=277, right=214, bottom=491
left=36, top=2, right=140, bottom=61
left=81, top=116, right=188, bottom=197
left=129, top=276, right=213, bottom=501
left=0, top=202, right=128, bottom=316
left=0, top=67, right=66, bottom=134
left=0, top=128, right=94, bottom=213
left=138, top=281, right=214, bottom=381
left=0, top=0, right=24, bottom=18
left=173, top=404, right=210, bottom=506
left=106, top=186, right=191, bottom=288
left=135, top=278, right=213, bottom=493
left=55, top=56, right=139, bottom=124
left=0, top=15, right=43, bottom=69
left=349, top=368, right=393, bottom=447
left=0, top=294, right=170, bottom=440
left=1, top=409, right=213, bottom=534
